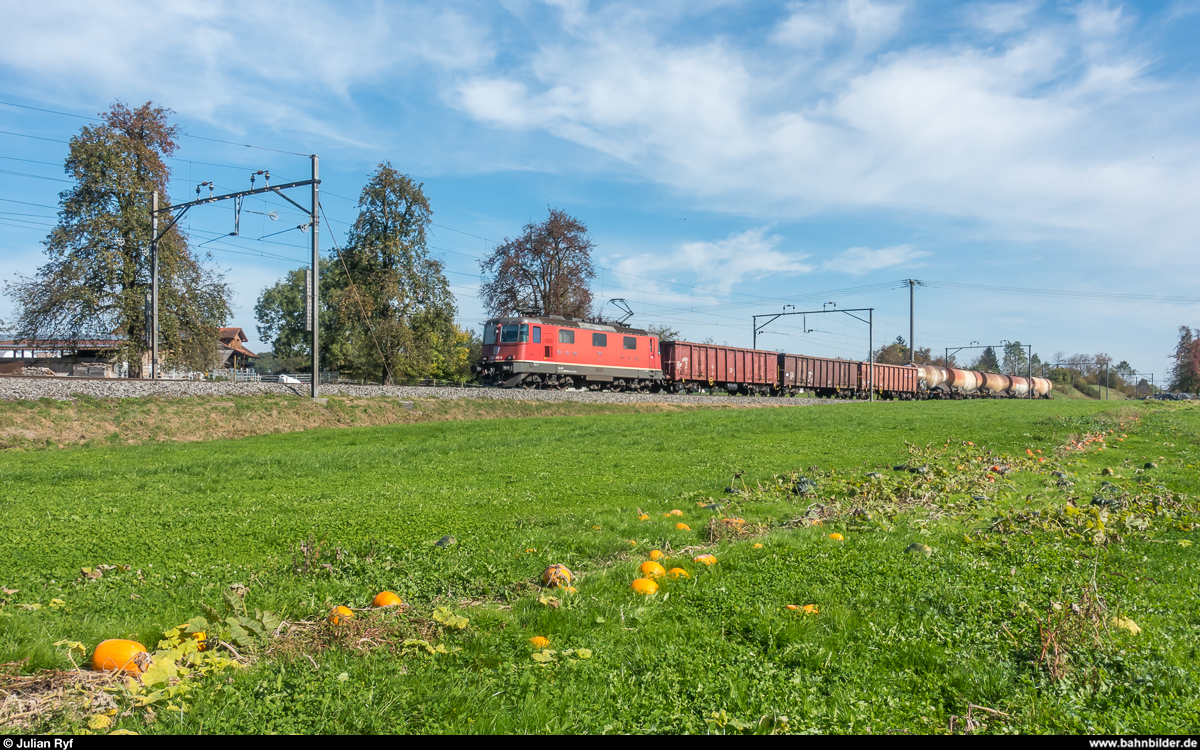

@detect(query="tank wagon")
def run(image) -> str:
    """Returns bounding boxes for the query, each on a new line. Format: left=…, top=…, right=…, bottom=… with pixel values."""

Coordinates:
left=475, top=314, right=1052, bottom=399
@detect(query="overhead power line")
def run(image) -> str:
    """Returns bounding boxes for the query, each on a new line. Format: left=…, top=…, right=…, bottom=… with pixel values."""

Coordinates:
left=925, top=280, right=1200, bottom=305
left=0, top=100, right=98, bottom=120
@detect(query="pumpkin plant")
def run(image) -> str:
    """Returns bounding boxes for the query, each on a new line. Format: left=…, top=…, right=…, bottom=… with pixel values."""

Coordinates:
left=198, top=591, right=283, bottom=651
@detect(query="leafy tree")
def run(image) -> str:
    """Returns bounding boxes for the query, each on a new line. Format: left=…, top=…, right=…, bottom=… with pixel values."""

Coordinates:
left=973, top=346, right=1000, bottom=373
left=1170, top=326, right=1200, bottom=393
left=5, top=102, right=230, bottom=373
left=479, top=208, right=595, bottom=318
left=1002, top=341, right=1028, bottom=376
left=323, top=163, right=463, bottom=383
left=253, top=267, right=339, bottom=373
left=255, top=268, right=308, bottom=365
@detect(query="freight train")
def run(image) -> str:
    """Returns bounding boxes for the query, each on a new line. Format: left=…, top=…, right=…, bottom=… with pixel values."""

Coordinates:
left=473, top=314, right=1052, bottom=399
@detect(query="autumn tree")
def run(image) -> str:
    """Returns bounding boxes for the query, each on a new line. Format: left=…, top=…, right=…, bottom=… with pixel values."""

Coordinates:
left=5, top=102, right=230, bottom=372
left=321, top=163, right=466, bottom=383
left=645, top=323, right=681, bottom=341
left=1170, top=326, right=1200, bottom=393
left=479, top=208, right=595, bottom=318
left=873, top=336, right=909, bottom=365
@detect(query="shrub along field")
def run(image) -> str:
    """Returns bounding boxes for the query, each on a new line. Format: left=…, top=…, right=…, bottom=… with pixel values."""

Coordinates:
left=1, top=398, right=1198, bottom=734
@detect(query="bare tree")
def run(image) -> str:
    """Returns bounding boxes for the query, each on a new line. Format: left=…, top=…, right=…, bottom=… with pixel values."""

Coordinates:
left=479, top=208, right=595, bottom=318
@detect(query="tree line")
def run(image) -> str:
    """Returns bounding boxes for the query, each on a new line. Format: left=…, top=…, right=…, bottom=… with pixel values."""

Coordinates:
left=3, top=101, right=599, bottom=384
left=871, top=335, right=1195, bottom=397
left=10, top=102, right=1200, bottom=391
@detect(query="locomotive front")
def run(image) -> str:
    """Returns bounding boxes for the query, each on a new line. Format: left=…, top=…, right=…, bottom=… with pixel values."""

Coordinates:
left=474, top=314, right=664, bottom=391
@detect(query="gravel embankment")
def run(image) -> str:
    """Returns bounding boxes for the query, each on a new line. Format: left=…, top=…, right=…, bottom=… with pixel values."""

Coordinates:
left=0, top=377, right=844, bottom=407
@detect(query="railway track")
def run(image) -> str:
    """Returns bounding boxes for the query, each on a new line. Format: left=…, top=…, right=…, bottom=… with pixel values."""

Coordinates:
left=0, top=375, right=846, bottom=406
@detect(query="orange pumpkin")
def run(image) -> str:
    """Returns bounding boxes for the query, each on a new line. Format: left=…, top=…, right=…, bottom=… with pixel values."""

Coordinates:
left=530, top=636, right=550, bottom=648
left=631, top=578, right=659, bottom=595
left=639, top=561, right=666, bottom=579
left=669, top=510, right=684, bottom=516
left=693, top=554, right=716, bottom=565
left=329, top=605, right=354, bottom=625
left=648, top=550, right=666, bottom=561
left=675, top=523, right=691, bottom=531
left=667, top=567, right=690, bottom=579
left=91, top=639, right=148, bottom=674
left=541, top=564, right=573, bottom=588
left=373, top=591, right=402, bottom=608
left=828, top=533, right=844, bottom=541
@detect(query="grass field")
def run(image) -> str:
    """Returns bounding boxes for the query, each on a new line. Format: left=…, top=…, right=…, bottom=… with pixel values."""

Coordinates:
left=1, top=397, right=1198, bottom=734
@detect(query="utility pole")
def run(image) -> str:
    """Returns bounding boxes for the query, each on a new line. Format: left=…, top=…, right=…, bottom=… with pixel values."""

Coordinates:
left=150, top=191, right=159, bottom=379
left=905, top=279, right=924, bottom=363
left=150, top=164, right=321, bottom=395
left=309, top=155, right=320, bottom=400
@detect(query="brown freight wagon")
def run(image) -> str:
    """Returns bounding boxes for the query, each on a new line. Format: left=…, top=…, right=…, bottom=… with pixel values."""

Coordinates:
left=660, top=341, right=775, bottom=394
left=857, top=361, right=919, bottom=399
left=776, top=353, right=859, bottom=397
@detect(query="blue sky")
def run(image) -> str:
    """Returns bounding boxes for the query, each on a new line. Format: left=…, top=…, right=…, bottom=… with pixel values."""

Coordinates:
left=2, top=0, right=1199, bottom=378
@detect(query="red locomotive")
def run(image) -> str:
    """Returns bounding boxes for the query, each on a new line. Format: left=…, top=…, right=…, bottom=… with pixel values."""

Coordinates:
left=474, top=313, right=1052, bottom=399
left=475, top=314, right=662, bottom=391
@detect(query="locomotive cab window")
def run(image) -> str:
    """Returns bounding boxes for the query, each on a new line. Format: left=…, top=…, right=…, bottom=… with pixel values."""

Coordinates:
left=532, top=326, right=541, bottom=343
left=592, top=333, right=607, bottom=347
left=558, top=329, right=575, bottom=344
left=500, top=324, right=519, bottom=343
left=623, top=336, right=637, bottom=350
left=483, top=324, right=497, bottom=346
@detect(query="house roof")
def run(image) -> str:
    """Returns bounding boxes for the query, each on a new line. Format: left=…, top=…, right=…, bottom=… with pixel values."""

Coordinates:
left=219, top=327, right=249, bottom=343
left=218, top=327, right=258, bottom=358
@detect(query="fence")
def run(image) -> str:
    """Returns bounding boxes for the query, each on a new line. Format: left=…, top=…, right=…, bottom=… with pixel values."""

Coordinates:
left=209, top=370, right=482, bottom=388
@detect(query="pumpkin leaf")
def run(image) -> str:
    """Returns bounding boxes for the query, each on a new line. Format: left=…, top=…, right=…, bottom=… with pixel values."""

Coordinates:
left=140, top=656, right=179, bottom=688
left=431, top=607, right=469, bottom=630
left=87, top=714, right=112, bottom=730
left=184, top=616, right=208, bottom=634
left=531, top=650, right=556, bottom=663
left=53, top=640, right=87, bottom=659
left=200, top=602, right=223, bottom=624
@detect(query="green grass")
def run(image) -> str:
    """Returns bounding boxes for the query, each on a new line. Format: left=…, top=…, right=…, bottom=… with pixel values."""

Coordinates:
left=2, top=398, right=1198, bottom=734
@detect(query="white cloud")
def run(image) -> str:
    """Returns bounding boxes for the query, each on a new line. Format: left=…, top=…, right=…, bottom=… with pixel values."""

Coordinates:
left=0, top=1, right=492, bottom=127
left=451, top=1, right=1200, bottom=260
left=771, top=3, right=840, bottom=50
left=968, top=1, right=1039, bottom=34
left=821, top=245, right=929, bottom=274
left=614, top=227, right=812, bottom=294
